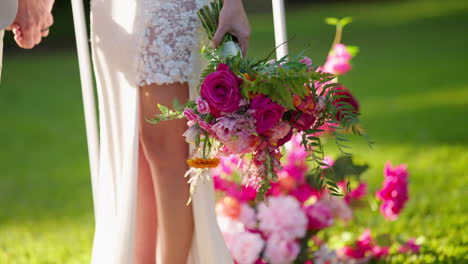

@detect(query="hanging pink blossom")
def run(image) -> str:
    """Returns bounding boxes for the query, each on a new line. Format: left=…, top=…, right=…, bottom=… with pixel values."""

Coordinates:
left=376, top=162, right=409, bottom=220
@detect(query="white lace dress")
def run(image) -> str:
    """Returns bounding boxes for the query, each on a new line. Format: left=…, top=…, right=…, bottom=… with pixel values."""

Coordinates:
left=89, top=0, right=233, bottom=263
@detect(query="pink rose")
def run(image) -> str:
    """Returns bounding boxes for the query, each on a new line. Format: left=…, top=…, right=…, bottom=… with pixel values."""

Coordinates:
left=196, top=96, right=210, bottom=114
left=250, top=95, right=285, bottom=135
left=200, top=63, right=242, bottom=117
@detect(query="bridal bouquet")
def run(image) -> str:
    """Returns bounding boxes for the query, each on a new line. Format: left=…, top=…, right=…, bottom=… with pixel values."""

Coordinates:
left=151, top=1, right=370, bottom=200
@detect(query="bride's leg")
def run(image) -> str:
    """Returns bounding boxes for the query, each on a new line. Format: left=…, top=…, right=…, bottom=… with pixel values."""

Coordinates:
left=139, top=83, right=193, bottom=264
left=134, top=140, right=157, bottom=264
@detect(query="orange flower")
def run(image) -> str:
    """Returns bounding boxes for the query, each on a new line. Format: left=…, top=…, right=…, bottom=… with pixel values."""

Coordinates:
left=187, top=157, right=221, bottom=168
left=243, top=72, right=257, bottom=81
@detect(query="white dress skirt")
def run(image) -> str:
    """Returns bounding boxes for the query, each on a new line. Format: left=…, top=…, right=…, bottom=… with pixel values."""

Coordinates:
left=89, top=0, right=233, bottom=263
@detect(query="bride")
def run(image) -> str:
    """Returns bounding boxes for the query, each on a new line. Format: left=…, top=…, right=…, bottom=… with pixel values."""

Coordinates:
left=89, top=0, right=249, bottom=263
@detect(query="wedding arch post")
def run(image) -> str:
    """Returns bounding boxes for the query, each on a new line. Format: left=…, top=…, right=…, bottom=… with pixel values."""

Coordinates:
left=272, top=0, right=289, bottom=59
left=71, top=0, right=99, bottom=213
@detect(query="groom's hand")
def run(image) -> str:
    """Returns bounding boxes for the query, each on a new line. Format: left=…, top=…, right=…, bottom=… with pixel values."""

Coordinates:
left=6, top=0, right=55, bottom=49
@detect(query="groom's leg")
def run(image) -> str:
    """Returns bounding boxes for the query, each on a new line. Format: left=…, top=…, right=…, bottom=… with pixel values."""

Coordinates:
left=0, top=30, right=4, bottom=82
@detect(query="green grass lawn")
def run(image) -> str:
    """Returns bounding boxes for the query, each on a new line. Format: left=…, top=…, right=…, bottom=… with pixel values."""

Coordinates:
left=0, top=0, right=467, bottom=263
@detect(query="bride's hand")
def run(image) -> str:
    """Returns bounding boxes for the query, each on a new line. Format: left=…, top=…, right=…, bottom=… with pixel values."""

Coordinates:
left=213, top=0, right=251, bottom=56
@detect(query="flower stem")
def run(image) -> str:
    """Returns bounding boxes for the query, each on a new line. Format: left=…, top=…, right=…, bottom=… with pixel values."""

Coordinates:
left=330, top=23, right=343, bottom=53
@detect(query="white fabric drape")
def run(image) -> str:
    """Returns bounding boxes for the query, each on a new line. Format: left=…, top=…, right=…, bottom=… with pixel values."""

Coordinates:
left=89, top=0, right=233, bottom=263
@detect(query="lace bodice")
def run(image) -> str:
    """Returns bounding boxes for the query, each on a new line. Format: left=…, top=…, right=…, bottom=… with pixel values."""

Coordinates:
left=137, top=0, right=206, bottom=86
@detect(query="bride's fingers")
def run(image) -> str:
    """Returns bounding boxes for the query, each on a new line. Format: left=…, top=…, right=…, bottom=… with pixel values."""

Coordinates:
left=212, top=25, right=228, bottom=49
left=41, top=29, right=50, bottom=38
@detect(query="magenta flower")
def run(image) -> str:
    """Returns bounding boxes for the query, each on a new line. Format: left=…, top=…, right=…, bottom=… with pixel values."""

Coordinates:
left=343, top=182, right=368, bottom=203
left=398, top=238, right=420, bottom=254
left=200, top=63, right=242, bottom=117
left=291, top=112, right=316, bottom=132
left=376, top=162, right=409, bottom=220
left=250, top=95, right=285, bottom=135
left=300, top=56, right=313, bottom=66
left=196, top=96, right=210, bottom=114
left=338, top=229, right=374, bottom=259
left=290, top=184, right=318, bottom=203
left=304, top=201, right=334, bottom=230
left=372, top=246, right=390, bottom=259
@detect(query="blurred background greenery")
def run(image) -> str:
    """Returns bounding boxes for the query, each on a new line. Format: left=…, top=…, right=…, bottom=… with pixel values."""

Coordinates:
left=0, top=0, right=467, bottom=263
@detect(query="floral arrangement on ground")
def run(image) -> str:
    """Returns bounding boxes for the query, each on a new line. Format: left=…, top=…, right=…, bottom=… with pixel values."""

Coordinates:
left=213, top=138, right=421, bottom=264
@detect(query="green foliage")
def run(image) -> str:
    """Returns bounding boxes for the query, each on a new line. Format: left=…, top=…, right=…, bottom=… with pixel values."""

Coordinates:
left=147, top=104, right=184, bottom=124
left=1, top=0, right=467, bottom=262
left=324, top=155, right=370, bottom=182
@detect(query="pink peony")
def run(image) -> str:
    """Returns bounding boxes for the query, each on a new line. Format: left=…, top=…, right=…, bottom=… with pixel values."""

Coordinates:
left=398, top=238, right=420, bottom=254
left=196, top=96, right=210, bottom=114
left=229, top=231, right=265, bottom=264
left=376, top=162, right=409, bottom=220
left=239, top=203, right=257, bottom=229
left=304, top=201, right=334, bottom=230
left=200, top=63, right=242, bottom=117
left=264, top=234, right=300, bottom=264
left=257, top=196, right=308, bottom=240
left=250, top=95, right=286, bottom=135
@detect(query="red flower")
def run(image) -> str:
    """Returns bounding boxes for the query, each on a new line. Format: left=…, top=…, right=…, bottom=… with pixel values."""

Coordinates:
left=332, top=86, right=359, bottom=122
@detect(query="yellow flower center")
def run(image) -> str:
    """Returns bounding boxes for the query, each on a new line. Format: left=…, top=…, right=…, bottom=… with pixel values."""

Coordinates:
left=187, top=157, right=221, bottom=168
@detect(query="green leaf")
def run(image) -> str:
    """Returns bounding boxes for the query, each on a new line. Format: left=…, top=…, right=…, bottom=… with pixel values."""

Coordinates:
left=339, top=17, right=353, bottom=27
left=345, top=45, right=360, bottom=57
left=325, top=17, right=339, bottom=25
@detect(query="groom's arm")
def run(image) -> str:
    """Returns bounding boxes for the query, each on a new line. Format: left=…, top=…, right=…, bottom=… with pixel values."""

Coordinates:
left=6, top=0, right=55, bottom=49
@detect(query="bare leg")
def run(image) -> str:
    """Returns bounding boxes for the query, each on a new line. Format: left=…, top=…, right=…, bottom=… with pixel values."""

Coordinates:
left=134, top=141, right=158, bottom=264
left=139, top=83, right=193, bottom=264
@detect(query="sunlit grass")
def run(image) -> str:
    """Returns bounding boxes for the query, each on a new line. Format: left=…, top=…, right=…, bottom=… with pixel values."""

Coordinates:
left=0, top=0, right=466, bottom=262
